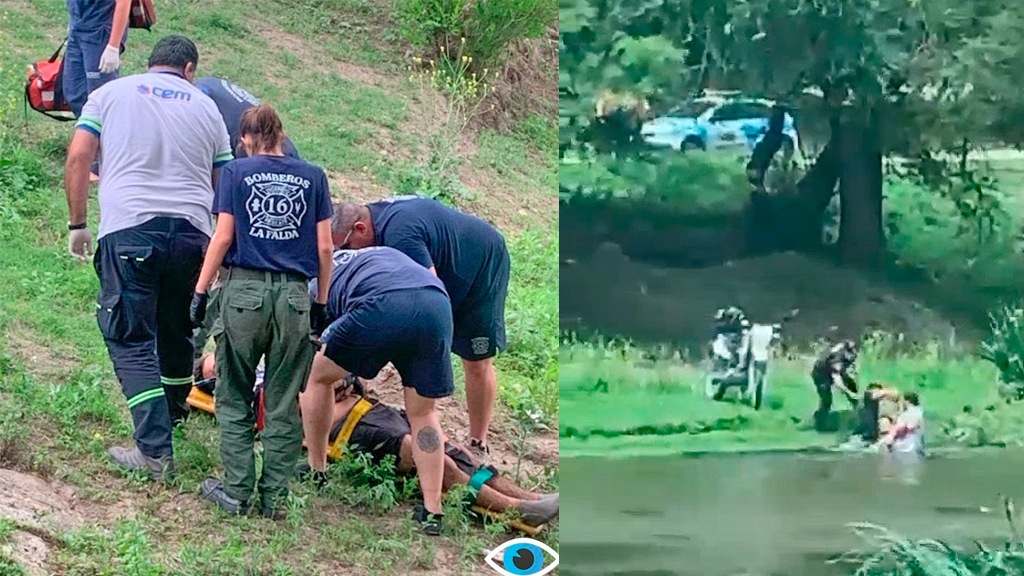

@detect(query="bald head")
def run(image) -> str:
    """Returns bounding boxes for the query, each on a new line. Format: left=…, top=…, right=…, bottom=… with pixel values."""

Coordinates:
left=330, top=202, right=375, bottom=249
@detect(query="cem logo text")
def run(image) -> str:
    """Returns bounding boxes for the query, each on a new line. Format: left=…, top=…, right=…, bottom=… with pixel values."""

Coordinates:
left=136, top=85, right=192, bottom=102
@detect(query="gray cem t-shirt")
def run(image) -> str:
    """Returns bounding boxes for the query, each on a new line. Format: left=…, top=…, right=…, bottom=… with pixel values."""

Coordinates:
left=77, top=70, right=233, bottom=239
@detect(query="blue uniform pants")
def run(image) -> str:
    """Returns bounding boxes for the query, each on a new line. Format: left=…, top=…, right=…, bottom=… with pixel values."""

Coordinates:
left=64, top=32, right=119, bottom=175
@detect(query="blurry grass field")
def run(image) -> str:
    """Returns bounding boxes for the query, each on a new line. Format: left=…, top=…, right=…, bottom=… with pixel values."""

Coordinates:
left=558, top=336, right=1024, bottom=458
left=0, top=0, right=557, bottom=573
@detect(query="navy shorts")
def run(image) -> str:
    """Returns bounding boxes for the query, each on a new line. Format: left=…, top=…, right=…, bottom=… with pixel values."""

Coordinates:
left=322, top=288, right=454, bottom=398
left=451, top=248, right=510, bottom=361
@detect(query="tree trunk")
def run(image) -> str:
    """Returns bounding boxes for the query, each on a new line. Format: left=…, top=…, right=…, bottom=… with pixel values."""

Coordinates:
left=746, top=105, right=786, bottom=188
left=837, top=110, right=884, bottom=268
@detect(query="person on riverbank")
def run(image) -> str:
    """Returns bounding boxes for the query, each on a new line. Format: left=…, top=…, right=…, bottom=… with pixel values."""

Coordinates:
left=189, top=104, right=333, bottom=518
left=329, top=197, right=510, bottom=464
left=65, top=36, right=233, bottom=481
left=811, top=340, right=860, bottom=432
left=850, top=383, right=900, bottom=444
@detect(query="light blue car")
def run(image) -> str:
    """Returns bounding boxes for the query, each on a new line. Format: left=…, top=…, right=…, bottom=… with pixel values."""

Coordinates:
left=640, top=96, right=800, bottom=157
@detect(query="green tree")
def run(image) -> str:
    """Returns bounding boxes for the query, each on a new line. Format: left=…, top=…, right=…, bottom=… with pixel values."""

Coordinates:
left=560, top=0, right=1024, bottom=267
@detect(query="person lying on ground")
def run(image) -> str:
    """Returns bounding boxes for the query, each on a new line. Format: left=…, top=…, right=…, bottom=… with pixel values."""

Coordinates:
left=810, top=340, right=859, bottom=432
left=331, top=196, right=511, bottom=464
left=880, top=392, right=924, bottom=454
left=188, top=104, right=333, bottom=518
left=194, top=77, right=301, bottom=160
left=193, top=354, right=559, bottom=528
left=850, top=383, right=900, bottom=444
left=301, top=246, right=454, bottom=535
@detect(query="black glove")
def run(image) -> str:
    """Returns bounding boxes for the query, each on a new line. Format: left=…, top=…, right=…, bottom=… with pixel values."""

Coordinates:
left=310, top=301, right=328, bottom=337
left=190, top=291, right=209, bottom=328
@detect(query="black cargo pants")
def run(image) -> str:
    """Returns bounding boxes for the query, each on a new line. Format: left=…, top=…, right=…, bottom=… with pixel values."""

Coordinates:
left=94, top=217, right=208, bottom=459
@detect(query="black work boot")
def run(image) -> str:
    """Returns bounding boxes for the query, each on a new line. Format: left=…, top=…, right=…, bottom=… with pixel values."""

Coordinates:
left=200, top=478, right=250, bottom=516
left=108, top=446, right=175, bottom=482
left=295, top=462, right=328, bottom=489
left=412, top=504, right=444, bottom=536
left=519, top=493, right=559, bottom=527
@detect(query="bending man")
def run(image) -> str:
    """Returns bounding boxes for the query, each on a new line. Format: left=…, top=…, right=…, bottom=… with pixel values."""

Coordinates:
left=331, top=196, right=510, bottom=462
left=300, top=247, right=453, bottom=535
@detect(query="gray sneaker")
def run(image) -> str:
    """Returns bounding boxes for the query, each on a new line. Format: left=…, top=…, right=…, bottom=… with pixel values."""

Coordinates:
left=107, top=446, right=175, bottom=482
left=468, top=438, right=491, bottom=466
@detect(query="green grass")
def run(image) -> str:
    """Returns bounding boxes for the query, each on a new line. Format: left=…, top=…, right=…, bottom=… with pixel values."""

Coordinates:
left=0, top=0, right=557, bottom=573
left=558, top=336, right=1024, bottom=458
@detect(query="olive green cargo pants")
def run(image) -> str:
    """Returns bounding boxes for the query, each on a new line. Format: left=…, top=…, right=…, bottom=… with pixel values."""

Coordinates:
left=212, top=267, right=317, bottom=509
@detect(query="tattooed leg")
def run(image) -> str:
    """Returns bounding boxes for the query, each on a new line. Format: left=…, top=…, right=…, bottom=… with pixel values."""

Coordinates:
left=404, top=387, right=445, bottom=514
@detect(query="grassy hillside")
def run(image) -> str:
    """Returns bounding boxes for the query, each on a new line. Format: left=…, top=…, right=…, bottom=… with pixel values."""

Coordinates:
left=0, top=0, right=558, bottom=574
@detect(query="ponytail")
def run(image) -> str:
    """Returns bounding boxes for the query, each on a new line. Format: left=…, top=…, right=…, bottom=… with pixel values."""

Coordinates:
left=238, top=104, right=285, bottom=155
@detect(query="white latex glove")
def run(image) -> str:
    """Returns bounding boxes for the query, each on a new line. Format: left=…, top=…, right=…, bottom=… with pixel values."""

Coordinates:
left=98, top=44, right=120, bottom=74
left=69, top=228, right=94, bottom=262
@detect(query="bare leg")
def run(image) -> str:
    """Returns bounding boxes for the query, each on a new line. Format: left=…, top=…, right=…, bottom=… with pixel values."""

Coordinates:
left=300, top=351, right=349, bottom=472
left=447, top=440, right=542, bottom=500
left=462, top=357, right=497, bottom=444
left=404, top=388, right=445, bottom=515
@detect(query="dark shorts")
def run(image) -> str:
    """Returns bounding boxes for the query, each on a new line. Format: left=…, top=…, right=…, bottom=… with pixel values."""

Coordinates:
left=451, top=247, right=510, bottom=361
left=322, top=288, right=454, bottom=398
left=340, top=403, right=472, bottom=473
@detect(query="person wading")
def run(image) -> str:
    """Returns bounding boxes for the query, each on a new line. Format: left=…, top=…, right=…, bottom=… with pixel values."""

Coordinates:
left=190, top=104, right=333, bottom=517
left=65, top=35, right=233, bottom=481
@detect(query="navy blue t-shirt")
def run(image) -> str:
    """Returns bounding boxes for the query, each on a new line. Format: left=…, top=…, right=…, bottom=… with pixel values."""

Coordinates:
left=312, top=247, right=448, bottom=319
left=213, top=155, right=332, bottom=278
left=67, top=0, right=123, bottom=45
left=367, top=196, right=505, bottom=311
left=195, top=77, right=301, bottom=160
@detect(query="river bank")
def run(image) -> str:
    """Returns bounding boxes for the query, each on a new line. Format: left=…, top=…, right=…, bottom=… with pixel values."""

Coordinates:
left=559, top=339, right=1024, bottom=459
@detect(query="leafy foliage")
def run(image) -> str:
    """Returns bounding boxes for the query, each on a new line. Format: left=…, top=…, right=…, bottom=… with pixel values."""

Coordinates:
left=982, top=304, right=1024, bottom=400
left=396, top=0, right=554, bottom=69
left=559, top=0, right=1024, bottom=170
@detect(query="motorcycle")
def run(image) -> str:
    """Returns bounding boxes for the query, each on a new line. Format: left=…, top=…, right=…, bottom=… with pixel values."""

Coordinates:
left=704, top=322, right=781, bottom=410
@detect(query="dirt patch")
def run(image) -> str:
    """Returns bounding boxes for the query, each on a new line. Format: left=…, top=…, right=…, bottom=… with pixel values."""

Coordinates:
left=328, top=169, right=393, bottom=204
left=252, top=22, right=395, bottom=90
left=479, top=28, right=559, bottom=132
left=561, top=249, right=965, bottom=351
left=5, top=322, right=76, bottom=385
left=0, top=468, right=85, bottom=575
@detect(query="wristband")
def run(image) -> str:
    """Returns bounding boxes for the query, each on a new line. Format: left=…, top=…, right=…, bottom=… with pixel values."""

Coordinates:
left=68, top=221, right=87, bottom=231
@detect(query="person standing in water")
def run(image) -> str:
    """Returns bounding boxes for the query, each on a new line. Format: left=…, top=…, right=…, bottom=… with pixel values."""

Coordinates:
left=190, top=104, right=333, bottom=518
left=881, top=392, right=925, bottom=454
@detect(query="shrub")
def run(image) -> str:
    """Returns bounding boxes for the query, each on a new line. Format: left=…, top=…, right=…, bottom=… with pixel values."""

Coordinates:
left=396, top=0, right=554, bottom=69
left=981, top=303, right=1024, bottom=400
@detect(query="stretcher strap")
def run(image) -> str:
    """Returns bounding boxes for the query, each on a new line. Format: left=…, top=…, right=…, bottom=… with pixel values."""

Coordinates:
left=327, top=397, right=374, bottom=460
